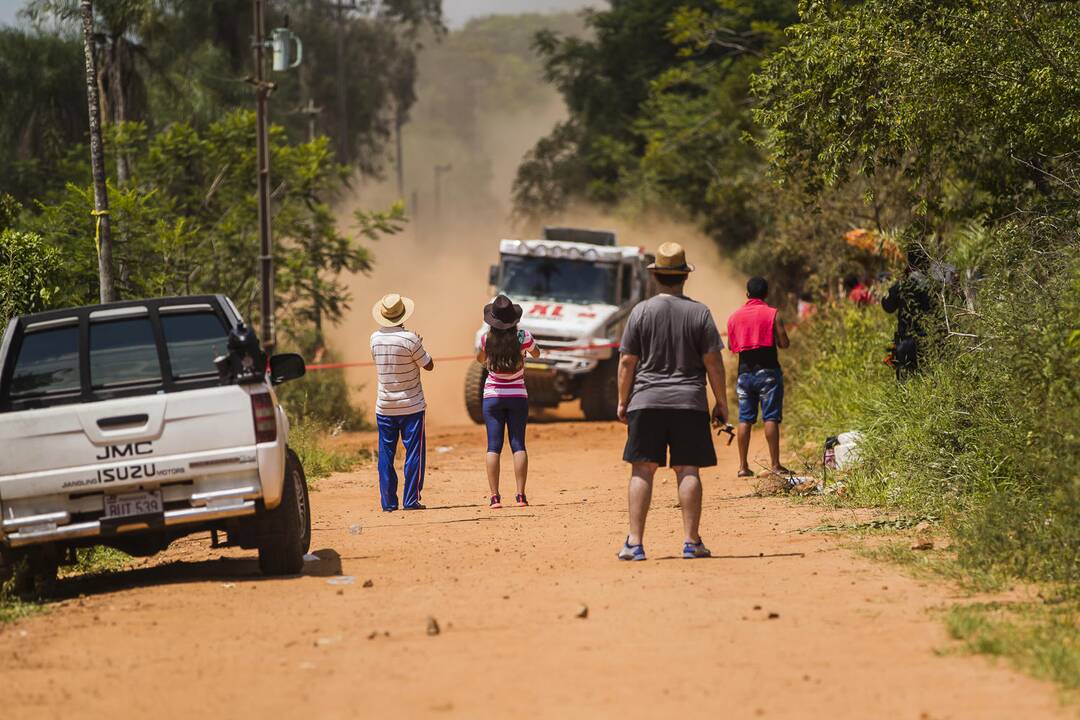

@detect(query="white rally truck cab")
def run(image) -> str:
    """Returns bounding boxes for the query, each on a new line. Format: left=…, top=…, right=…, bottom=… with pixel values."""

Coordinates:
left=0, top=295, right=312, bottom=594
left=466, top=227, right=653, bottom=422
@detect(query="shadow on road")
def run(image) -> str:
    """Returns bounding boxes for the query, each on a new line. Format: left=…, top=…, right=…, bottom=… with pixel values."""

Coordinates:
left=53, top=547, right=344, bottom=599
left=652, top=552, right=807, bottom=562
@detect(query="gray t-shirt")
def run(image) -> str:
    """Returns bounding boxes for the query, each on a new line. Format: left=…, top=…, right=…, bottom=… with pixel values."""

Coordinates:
left=619, top=294, right=724, bottom=412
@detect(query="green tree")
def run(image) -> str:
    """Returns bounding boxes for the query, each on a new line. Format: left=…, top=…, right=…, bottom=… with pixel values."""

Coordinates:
left=0, top=27, right=89, bottom=203
left=752, top=0, right=1080, bottom=222
left=25, top=111, right=399, bottom=345
left=513, top=0, right=798, bottom=243
left=0, top=195, right=63, bottom=325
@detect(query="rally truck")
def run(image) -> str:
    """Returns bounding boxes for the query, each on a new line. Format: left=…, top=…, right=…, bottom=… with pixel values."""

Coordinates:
left=465, top=227, right=653, bottom=422
left=0, top=295, right=312, bottom=595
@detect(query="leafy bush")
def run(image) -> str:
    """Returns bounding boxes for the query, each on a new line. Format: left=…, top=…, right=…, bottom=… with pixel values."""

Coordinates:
left=287, top=418, right=368, bottom=484
left=0, top=227, right=63, bottom=326
left=786, top=219, right=1079, bottom=595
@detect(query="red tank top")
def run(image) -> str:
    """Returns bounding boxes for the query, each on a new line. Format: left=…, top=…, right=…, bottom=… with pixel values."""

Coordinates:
left=726, top=299, right=777, bottom=353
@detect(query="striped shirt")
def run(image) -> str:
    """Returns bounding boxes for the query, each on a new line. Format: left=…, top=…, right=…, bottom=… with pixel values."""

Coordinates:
left=481, top=330, right=536, bottom=399
left=370, top=327, right=432, bottom=416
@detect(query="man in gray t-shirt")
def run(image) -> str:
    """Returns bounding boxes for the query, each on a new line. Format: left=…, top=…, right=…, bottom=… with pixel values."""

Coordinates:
left=615, top=242, right=729, bottom=562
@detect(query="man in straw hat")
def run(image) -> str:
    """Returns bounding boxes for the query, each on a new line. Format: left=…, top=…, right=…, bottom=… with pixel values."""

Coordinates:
left=616, top=242, right=729, bottom=561
left=370, top=293, right=435, bottom=511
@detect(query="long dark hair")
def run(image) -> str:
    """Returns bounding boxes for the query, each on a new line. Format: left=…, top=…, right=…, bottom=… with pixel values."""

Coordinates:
left=485, top=327, right=523, bottom=373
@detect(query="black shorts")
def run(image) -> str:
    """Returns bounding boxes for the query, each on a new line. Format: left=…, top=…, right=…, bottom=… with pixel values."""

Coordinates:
left=623, top=409, right=717, bottom=468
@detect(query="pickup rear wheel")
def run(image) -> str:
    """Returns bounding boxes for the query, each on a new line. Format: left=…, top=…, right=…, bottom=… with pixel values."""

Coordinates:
left=465, top=362, right=487, bottom=425
left=1, top=545, right=59, bottom=599
left=581, top=358, right=619, bottom=421
left=257, top=448, right=311, bottom=576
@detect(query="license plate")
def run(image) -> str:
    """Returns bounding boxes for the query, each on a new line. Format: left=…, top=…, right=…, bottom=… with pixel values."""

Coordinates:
left=104, top=490, right=163, bottom=520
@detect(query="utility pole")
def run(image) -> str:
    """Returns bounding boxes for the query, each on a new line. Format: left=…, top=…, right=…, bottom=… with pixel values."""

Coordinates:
left=299, top=97, right=324, bottom=343
left=253, top=0, right=275, bottom=352
left=81, top=0, right=115, bottom=303
left=434, top=163, right=452, bottom=225
left=334, top=0, right=354, bottom=163
left=395, top=103, right=405, bottom=198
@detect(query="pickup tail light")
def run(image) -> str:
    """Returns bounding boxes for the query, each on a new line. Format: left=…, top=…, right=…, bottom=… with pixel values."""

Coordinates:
left=250, top=392, right=277, bottom=443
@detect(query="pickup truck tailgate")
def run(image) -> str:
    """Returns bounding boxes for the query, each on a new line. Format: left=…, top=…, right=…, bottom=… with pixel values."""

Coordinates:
left=0, top=386, right=257, bottom=500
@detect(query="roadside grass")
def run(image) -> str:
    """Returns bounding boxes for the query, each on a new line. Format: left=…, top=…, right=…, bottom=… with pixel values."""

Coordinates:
left=857, top=541, right=1011, bottom=594
left=61, top=546, right=132, bottom=577
left=288, top=419, right=371, bottom=488
left=945, top=602, right=1080, bottom=696
left=782, top=222, right=1078, bottom=693
left=2, top=546, right=133, bottom=624
left=0, top=596, right=46, bottom=624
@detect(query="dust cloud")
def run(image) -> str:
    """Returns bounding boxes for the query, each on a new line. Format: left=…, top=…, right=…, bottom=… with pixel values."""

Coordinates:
left=327, top=43, right=745, bottom=429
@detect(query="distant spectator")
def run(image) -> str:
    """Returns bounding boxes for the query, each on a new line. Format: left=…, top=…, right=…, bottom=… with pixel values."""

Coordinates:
left=882, top=248, right=935, bottom=376
left=727, top=277, right=790, bottom=479
left=843, top=274, right=874, bottom=306
left=797, top=292, right=816, bottom=320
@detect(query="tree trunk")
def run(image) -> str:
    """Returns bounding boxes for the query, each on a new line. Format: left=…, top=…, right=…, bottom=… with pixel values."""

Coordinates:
left=109, top=35, right=130, bottom=186
left=81, top=0, right=116, bottom=303
left=335, top=1, right=349, bottom=163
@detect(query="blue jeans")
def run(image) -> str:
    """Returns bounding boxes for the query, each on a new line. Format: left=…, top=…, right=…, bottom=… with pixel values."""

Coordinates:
left=376, top=411, right=426, bottom=511
left=482, top=397, right=529, bottom=453
left=736, top=369, right=784, bottom=424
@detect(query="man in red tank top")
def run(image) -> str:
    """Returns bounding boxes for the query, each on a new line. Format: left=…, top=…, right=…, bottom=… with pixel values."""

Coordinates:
left=726, top=277, right=790, bottom=478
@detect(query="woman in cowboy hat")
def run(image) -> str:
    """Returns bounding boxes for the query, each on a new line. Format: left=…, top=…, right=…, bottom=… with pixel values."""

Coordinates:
left=475, top=294, right=541, bottom=508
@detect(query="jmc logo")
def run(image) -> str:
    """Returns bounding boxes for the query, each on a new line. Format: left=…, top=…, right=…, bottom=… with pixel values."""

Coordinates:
left=96, top=442, right=153, bottom=461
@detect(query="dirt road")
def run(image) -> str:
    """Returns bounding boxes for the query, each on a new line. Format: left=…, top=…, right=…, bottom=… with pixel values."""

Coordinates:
left=0, top=419, right=1068, bottom=719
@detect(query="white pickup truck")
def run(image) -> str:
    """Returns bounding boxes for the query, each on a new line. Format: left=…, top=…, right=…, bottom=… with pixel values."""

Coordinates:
left=0, top=295, right=312, bottom=595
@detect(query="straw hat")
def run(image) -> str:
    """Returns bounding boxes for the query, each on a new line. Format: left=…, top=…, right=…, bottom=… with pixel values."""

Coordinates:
left=372, top=293, right=415, bottom=327
left=647, top=242, right=695, bottom=275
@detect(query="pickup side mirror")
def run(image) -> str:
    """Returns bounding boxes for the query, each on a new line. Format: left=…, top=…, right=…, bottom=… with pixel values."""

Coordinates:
left=488, top=264, right=500, bottom=287
left=269, top=353, right=306, bottom=385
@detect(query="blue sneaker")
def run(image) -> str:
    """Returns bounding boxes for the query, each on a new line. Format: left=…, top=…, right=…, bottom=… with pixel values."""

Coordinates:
left=618, top=538, right=646, bottom=561
left=683, top=540, right=711, bottom=559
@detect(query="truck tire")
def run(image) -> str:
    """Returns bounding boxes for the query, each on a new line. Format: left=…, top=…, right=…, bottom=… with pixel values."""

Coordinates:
left=258, top=448, right=311, bottom=576
left=581, top=358, right=619, bottom=421
left=465, top=362, right=487, bottom=425
left=1, top=545, right=59, bottom=599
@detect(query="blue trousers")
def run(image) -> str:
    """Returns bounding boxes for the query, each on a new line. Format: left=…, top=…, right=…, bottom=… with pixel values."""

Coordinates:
left=376, top=411, right=426, bottom=511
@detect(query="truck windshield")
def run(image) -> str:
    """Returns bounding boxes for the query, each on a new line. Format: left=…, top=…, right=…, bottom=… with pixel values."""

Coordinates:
left=500, top=256, right=617, bottom=305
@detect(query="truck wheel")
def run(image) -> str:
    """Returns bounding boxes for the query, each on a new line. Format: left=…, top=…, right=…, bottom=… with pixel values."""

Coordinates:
left=465, top=362, right=487, bottom=425
left=1, top=546, right=59, bottom=599
left=258, top=448, right=311, bottom=576
left=581, top=358, right=619, bottom=421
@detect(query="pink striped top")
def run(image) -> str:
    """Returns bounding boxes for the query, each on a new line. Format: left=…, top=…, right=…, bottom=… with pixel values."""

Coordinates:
left=481, top=330, right=536, bottom=399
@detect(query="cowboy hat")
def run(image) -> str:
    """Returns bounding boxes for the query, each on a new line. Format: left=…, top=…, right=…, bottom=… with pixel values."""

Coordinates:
left=372, top=292, right=416, bottom=327
left=647, top=241, right=695, bottom=275
left=483, top=294, right=523, bottom=330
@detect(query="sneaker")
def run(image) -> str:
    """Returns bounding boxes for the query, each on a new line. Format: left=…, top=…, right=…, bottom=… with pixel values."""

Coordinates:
left=683, top=539, right=711, bottom=559
left=489, top=494, right=502, bottom=509
left=515, top=493, right=529, bottom=507
left=617, top=538, right=646, bottom=561
left=403, top=503, right=426, bottom=511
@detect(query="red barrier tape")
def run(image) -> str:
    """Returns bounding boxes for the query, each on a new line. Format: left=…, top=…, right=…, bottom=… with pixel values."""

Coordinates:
left=304, top=342, right=623, bottom=372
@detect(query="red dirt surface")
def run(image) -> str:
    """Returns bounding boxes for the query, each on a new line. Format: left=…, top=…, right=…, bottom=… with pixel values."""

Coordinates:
left=0, top=420, right=1069, bottom=719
